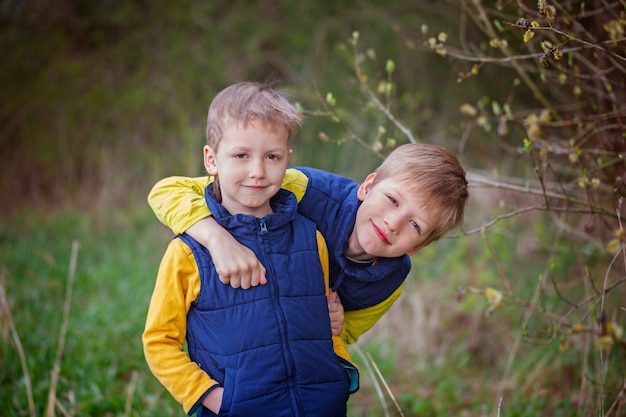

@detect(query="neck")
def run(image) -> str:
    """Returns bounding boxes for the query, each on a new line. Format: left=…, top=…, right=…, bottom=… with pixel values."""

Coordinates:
left=344, top=233, right=372, bottom=261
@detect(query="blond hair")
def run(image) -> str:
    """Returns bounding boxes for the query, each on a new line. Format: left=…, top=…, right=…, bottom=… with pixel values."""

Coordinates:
left=373, top=143, right=468, bottom=243
left=206, top=82, right=302, bottom=150
left=205, top=82, right=302, bottom=201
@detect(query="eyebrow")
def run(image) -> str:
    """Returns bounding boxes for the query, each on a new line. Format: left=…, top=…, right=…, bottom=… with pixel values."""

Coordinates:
left=226, top=145, right=287, bottom=153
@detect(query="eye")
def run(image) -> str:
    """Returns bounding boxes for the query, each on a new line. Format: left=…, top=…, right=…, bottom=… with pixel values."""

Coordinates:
left=387, top=195, right=398, bottom=206
left=234, top=153, right=248, bottom=159
left=266, top=154, right=280, bottom=160
left=410, top=220, right=420, bottom=233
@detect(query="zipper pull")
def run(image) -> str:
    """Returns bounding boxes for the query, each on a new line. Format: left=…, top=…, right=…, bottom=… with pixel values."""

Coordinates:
left=259, top=218, right=268, bottom=234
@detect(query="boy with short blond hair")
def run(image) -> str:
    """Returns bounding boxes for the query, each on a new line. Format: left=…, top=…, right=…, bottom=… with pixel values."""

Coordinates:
left=369, top=143, right=468, bottom=244
left=148, top=142, right=468, bottom=344
left=143, top=82, right=358, bottom=417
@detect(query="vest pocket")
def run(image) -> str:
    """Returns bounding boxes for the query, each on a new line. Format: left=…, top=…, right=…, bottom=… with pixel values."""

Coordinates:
left=217, top=368, right=234, bottom=416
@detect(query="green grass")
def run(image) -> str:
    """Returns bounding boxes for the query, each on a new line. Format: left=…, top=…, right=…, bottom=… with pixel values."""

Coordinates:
left=1, top=208, right=624, bottom=416
left=0, top=209, right=180, bottom=416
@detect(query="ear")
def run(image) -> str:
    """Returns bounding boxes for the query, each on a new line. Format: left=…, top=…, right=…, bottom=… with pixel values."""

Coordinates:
left=287, top=148, right=293, bottom=162
left=204, top=145, right=218, bottom=176
left=406, top=241, right=430, bottom=256
left=356, top=173, right=377, bottom=201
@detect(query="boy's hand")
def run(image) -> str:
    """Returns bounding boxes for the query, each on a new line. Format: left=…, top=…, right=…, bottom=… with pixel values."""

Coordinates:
left=328, top=291, right=344, bottom=336
left=202, top=386, right=224, bottom=414
left=213, top=240, right=267, bottom=289
left=186, top=217, right=267, bottom=288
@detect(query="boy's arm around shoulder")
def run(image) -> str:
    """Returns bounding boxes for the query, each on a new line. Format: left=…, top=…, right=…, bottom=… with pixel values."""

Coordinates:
left=147, top=176, right=211, bottom=235
left=291, top=167, right=360, bottom=246
left=316, top=230, right=359, bottom=394
left=148, top=170, right=306, bottom=235
left=142, top=238, right=219, bottom=414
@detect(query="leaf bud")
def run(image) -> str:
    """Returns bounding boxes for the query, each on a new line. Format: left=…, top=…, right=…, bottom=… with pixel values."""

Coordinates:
left=386, top=59, right=396, bottom=74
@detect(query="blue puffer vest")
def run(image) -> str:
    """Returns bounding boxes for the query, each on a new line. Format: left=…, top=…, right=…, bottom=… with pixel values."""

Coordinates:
left=183, top=186, right=350, bottom=417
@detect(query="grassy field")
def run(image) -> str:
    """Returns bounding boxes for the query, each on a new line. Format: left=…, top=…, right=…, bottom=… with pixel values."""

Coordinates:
left=1, top=208, right=179, bottom=416
left=3, top=203, right=613, bottom=417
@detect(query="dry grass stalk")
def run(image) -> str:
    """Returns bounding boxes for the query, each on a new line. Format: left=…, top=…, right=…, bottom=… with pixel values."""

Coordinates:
left=352, top=344, right=406, bottom=417
left=124, top=370, right=139, bottom=416
left=45, top=240, right=80, bottom=417
left=0, top=266, right=36, bottom=417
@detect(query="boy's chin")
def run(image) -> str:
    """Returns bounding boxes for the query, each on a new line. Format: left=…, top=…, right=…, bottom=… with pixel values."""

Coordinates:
left=360, top=246, right=388, bottom=259
left=368, top=248, right=409, bottom=259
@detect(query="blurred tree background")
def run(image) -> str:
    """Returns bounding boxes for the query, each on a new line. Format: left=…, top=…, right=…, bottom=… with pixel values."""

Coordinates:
left=1, top=0, right=626, bottom=416
left=0, top=0, right=420, bottom=212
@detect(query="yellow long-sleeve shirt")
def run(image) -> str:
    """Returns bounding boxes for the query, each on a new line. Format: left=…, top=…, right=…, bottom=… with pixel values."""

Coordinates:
left=142, top=238, right=216, bottom=413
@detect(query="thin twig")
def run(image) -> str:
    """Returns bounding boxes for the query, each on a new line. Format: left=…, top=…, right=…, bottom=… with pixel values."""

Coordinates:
left=0, top=267, right=35, bottom=417
left=349, top=36, right=418, bottom=145
left=577, top=295, right=590, bottom=417
left=45, top=240, right=80, bottom=417
left=486, top=229, right=513, bottom=294
left=497, top=396, right=503, bottom=417
left=495, top=221, right=564, bottom=410
left=366, top=352, right=406, bottom=417
left=561, top=277, right=626, bottom=323
left=549, top=270, right=577, bottom=308
left=458, top=204, right=619, bottom=238
left=124, top=370, right=139, bottom=417
left=352, top=345, right=389, bottom=417
left=466, top=171, right=598, bottom=207
left=361, top=87, right=417, bottom=145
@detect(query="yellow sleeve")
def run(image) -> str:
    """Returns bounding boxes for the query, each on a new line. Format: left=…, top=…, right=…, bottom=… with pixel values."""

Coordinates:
left=142, top=238, right=218, bottom=414
left=148, top=169, right=309, bottom=235
left=282, top=168, right=308, bottom=202
left=341, top=283, right=405, bottom=344
left=316, top=231, right=359, bottom=393
left=147, top=176, right=212, bottom=235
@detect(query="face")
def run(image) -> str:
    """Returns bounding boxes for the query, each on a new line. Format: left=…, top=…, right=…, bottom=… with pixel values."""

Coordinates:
left=346, top=173, right=435, bottom=260
left=204, top=120, right=292, bottom=217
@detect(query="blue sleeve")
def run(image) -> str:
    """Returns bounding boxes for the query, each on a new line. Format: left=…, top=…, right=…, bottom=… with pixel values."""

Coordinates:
left=292, top=167, right=359, bottom=247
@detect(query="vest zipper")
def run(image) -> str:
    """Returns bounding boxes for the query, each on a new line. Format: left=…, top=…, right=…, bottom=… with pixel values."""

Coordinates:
left=259, top=218, right=268, bottom=234
left=258, top=216, right=300, bottom=414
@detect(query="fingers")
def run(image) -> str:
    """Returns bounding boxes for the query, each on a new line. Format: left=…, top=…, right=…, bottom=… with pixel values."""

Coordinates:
left=216, top=262, right=267, bottom=289
left=208, top=236, right=266, bottom=290
left=226, top=276, right=241, bottom=288
left=328, top=291, right=344, bottom=336
left=239, top=262, right=267, bottom=289
left=254, top=264, right=267, bottom=286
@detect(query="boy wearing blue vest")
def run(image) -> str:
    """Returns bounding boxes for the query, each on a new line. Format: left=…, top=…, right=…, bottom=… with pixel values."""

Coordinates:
left=142, top=82, right=358, bottom=417
left=148, top=143, right=469, bottom=344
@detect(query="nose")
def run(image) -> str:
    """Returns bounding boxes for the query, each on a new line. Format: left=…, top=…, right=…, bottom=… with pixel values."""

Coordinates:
left=248, top=159, right=266, bottom=179
left=384, top=215, right=400, bottom=234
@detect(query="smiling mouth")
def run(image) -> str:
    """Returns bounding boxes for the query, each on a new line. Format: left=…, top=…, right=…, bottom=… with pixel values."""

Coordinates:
left=372, top=221, right=390, bottom=245
left=245, top=185, right=267, bottom=190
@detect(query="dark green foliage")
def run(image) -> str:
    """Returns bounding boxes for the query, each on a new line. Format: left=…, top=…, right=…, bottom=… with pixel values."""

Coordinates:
left=0, top=0, right=471, bottom=214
